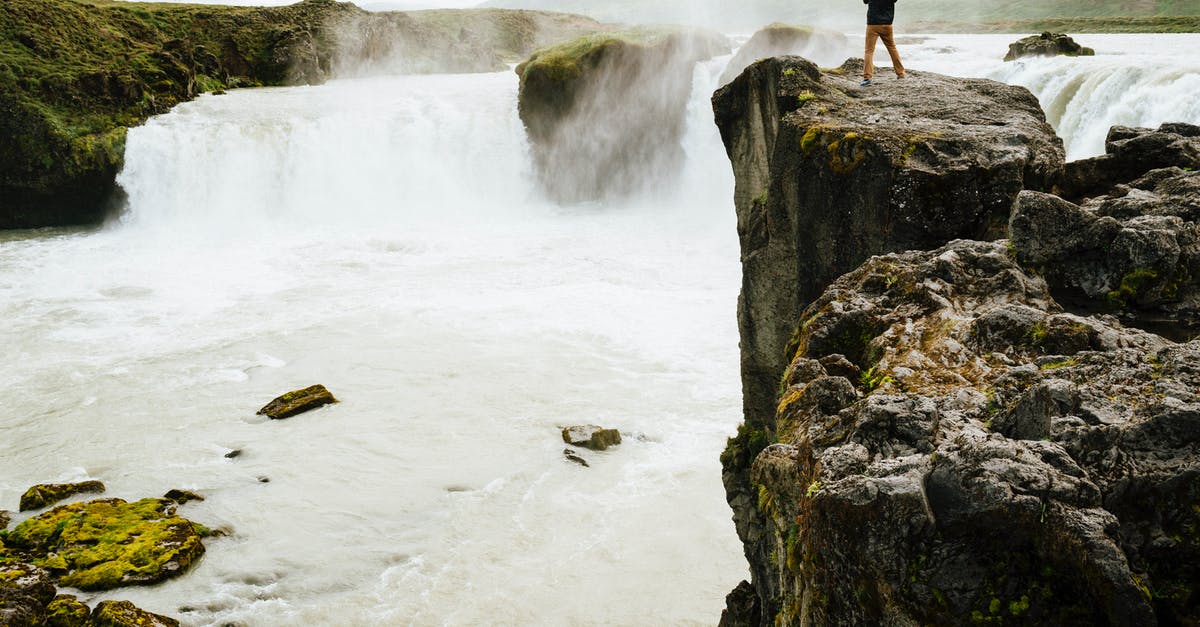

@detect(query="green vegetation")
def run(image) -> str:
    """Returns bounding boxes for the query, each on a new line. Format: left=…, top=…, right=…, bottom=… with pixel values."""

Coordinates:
left=906, top=16, right=1200, bottom=33
left=796, top=90, right=817, bottom=106
left=1107, top=268, right=1160, bottom=307
left=4, top=498, right=205, bottom=591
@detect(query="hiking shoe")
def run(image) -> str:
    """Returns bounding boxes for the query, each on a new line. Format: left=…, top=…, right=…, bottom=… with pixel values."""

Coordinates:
left=860, top=78, right=872, bottom=87
left=896, top=73, right=907, bottom=79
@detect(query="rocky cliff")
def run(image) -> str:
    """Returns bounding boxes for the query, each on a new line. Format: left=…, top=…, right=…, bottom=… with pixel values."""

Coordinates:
left=715, top=57, right=1199, bottom=626
left=0, top=0, right=607, bottom=230
left=515, top=27, right=728, bottom=203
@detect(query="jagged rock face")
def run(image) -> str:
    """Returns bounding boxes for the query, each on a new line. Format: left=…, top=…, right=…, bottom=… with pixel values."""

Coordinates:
left=516, top=27, right=729, bottom=203
left=1062, top=123, right=1200, bottom=200
left=712, top=58, right=1064, bottom=603
left=1004, top=32, right=1095, bottom=62
left=730, top=239, right=1198, bottom=625
left=719, top=24, right=849, bottom=86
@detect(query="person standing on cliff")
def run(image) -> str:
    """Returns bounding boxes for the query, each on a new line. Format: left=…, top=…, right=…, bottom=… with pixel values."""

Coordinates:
left=861, top=0, right=906, bottom=87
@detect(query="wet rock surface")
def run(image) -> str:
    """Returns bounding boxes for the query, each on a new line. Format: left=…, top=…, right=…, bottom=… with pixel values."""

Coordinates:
left=2, top=498, right=205, bottom=591
left=1004, top=32, right=1095, bottom=62
left=1062, top=123, right=1200, bottom=200
left=727, top=239, right=1198, bottom=625
left=19, top=481, right=106, bottom=512
left=162, top=490, right=205, bottom=505
left=0, top=564, right=56, bottom=626
left=257, top=384, right=338, bottom=419
left=516, top=27, right=729, bottom=203
left=90, top=600, right=180, bottom=627
left=561, top=425, right=622, bottom=451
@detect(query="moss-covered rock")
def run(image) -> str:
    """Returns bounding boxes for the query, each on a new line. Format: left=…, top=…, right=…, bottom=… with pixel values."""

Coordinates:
left=0, top=563, right=56, bottom=626
left=0, top=0, right=609, bottom=229
left=4, top=498, right=205, bottom=591
left=91, top=600, right=179, bottom=627
left=257, top=384, right=338, bottom=419
left=561, top=425, right=622, bottom=451
left=46, top=594, right=91, bottom=627
left=1004, top=31, right=1095, bottom=61
left=19, top=480, right=106, bottom=512
left=515, top=26, right=729, bottom=203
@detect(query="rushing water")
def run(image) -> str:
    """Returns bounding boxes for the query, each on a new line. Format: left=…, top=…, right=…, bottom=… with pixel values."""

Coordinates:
left=2, top=33, right=1198, bottom=626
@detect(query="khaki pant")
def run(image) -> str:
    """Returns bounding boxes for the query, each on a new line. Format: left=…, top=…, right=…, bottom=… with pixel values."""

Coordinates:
left=864, top=25, right=905, bottom=79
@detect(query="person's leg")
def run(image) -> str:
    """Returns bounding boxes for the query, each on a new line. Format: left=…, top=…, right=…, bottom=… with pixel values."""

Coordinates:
left=864, top=25, right=881, bottom=80
left=880, top=25, right=906, bottom=77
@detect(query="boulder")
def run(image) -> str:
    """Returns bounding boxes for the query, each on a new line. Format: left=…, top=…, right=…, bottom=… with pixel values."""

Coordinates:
left=729, top=238, right=1198, bottom=624
left=18, top=481, right=106, bottom=512
left=561, top=425, right=622, bottom=451
left=45, top=594, right=91, bottom=627
left=1061, top=123, right=1200, bottom=200
left=0, top=564, right=56, bottom=626
left=162, top=489, right=205, bottom=505
left=257, top=384, right=338, bottom=419
left=516, top=27, right=729, bottom=203
left=90, top=600, right=179, bottom=627
left=0, top=511, right=8, bottom=530
left=712, top=59, right=1064, bottom=603
left=1004, top=32, right=1095, bottom=62
left=719, top=23, right=849, bottom=86
left=3, top=498, right=205, bottom=591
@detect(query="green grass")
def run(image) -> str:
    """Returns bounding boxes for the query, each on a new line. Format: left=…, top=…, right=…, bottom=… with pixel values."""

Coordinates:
left=904, top=16, right=1200, bottom=33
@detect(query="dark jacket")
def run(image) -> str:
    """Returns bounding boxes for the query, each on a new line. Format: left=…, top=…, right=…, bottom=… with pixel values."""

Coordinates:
left=864, top=0, right=896, bottom=26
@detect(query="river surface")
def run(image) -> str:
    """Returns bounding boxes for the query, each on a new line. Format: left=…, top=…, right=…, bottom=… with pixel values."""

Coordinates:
left=1, top=33, right=1197, bottom=626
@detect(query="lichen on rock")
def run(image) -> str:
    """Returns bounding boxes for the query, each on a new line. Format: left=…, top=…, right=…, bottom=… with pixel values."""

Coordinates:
left=4, top=498, right=205, bottom=591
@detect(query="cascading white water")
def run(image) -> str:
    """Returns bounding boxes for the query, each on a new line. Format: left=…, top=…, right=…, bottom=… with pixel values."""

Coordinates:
left=3, top=32, right=1199, bottom=626
left=905, top=34, right=1200, bottom=160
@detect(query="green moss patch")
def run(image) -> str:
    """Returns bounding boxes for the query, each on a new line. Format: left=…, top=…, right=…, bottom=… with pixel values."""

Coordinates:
left=5, top=498, right=205, bottom=591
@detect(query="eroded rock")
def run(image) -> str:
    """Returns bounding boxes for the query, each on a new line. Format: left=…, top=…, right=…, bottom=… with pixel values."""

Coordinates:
left=3, top=498, right=205, bottom=591
left=561, top=425, right=622, bottom=451
left=727, top=239, right=1197, bottom=624
left=516, top=27, right=729, bottom=203
left=1004, top=32, right=1095, bottom=62
left=19, top=481, right=106, bottom=512
left=257, top=384, right=338, bottom=419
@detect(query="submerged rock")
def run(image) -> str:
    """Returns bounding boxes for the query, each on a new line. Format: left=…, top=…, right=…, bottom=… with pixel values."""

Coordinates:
left=713, top=60, right=1063, bottom=604
left=1004, top=32, right=1095, bottom=61
left=257, top=384, right=338, bottom=419
left=563, top=448, right=590, bottom=467
left=18, top=481, right=106, bottom=512
left=3, top=498, right=205, bottom=591
left=516, top=26, right=729, bottom=203
left=719, top=23, right=849, bottom=86
left=561, top=425, right=622, bottom=451
left=91, top=600, right=180, bottom=627
left=730, top=238, right=1198, bottom=624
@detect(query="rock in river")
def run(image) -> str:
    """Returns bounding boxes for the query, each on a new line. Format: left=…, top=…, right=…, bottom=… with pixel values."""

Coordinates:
left=1004, top=32, right=1095, bottom=62
left=18, top=480, right=106, bottom=512
left=561, top=425, right=622, bottom=451
left=257, top=384, right=338, bottom=419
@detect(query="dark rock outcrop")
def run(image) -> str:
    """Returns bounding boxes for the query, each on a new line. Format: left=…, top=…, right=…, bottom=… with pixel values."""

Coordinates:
left=561, top=425, right=622, bottom=451
left=712, top=60, right=1063, bottom=612
left=18, top=481, right=106, bottom=512
left=1061, top=123, right=1200, bottom=200
left=1, top=498, right=205, bottom=591
left=162, top=490, right=205, bottom=505
left=719, top=23, right=849, bottom=86
left=257, top=384, right=339, bottom=419
left=1004, top=32, right=1095, bottom=62
left=730, top=238, right=1198, bottom=625
left=0, top=564, right=56, bottom=626
left=516, top=27, right=729, bottom=203
left=0, top=0, right=609, bottom=229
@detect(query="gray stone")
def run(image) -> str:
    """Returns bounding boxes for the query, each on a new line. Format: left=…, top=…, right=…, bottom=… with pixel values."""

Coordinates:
left=561, top=425, right=622, bottom=451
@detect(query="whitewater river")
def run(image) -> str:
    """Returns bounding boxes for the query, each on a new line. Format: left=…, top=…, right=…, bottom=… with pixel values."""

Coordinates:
left=1, top=33, right=1197, bottom=626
